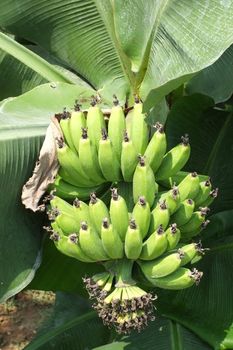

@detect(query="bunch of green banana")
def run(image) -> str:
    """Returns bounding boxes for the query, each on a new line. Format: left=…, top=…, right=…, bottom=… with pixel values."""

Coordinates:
left=41, top=96, right=219, bottom=335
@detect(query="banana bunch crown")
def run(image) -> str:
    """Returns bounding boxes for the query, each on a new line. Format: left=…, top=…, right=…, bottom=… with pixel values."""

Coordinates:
left=44, top=97, right=218, bottom=334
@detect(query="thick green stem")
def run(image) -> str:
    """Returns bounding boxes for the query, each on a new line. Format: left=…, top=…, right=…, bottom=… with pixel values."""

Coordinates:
left=115, top=259, right=136, bottom=287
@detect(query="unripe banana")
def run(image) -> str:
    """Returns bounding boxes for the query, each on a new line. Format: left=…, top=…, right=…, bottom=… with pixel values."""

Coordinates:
left=144, top=123, right=167, bottom=173
left=180, top=207, right=209, bottom=235
left=79, top=128, right=105, bottom=184
left=139, top=225, right=167, bottom=260
left=132, top=196, right=151, bottom=239
left=125, top=219, right=142, bottom=259
left=50, top=194, right=74, bottom=216
left=200, top=188, right=218, bottom=208
left=69, top=102, right=86, bottom=154
left=194, top=179, right=212, bottom=208
left=50, top=222, right=93, bottom=262
left=98, top=129, right=122, bottom=182
left=50, top=209, right=80, bottom=235
left=130, top=99, right=149, bottom=154
left=51, top=175, right=107, bottom=200
left=158, top=171, right=208, bottom=189
left=170, top=199, right=195, bottom=226
left=56, top=139, right=92, bottom=187
left=79, top=221, right=109, bottom=261
left=108, top=96, right=126, bottom=161
left=59, top=109, right=76, bottom=152
left=149, top=200, right=170, bottom=234
left=133, top=156, right=158, bottom=207
left=147, top=267, right=203, bottom=290
left=155, top=135, right=191, bottom=180
left=72, top=198, right=90, bottom=227
left=138, top=250, right=184, bottom=278
left=89, top=193, right=110, bottom=236
left=181, top=220, right=210, bottom=241
left=121, top=131, right=138, bottom=182
left=179, top=242, right=205, bottom=266
left=86, top=100, right=106, bottom=150
left=159, top=186, right=181, bottom=214
left=177, top=172, right=200, bottom=201
left=109, top=188, right=129, bottom=241
left=165, top=224, right=181, bottom=250
left=101, top=218, right=124, bottom=259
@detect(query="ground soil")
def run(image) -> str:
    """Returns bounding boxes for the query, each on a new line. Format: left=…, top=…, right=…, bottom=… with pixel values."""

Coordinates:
left=0, top=290, right=55, bottom=350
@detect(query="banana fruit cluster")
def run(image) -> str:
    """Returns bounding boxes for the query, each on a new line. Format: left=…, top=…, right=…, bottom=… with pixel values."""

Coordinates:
left=44, top=97, right=218, bottom=334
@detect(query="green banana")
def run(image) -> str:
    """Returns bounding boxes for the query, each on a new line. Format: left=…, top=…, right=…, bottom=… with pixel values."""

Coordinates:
left=98, top=129, right=122, bottom=182
left=51, top=175, right=107, bottom=200
left=79, top=127, right=105, bottom=184
left=181, top=220, right=210, bottom=241
left=50, top=209, right=79, bottom=235
left=200, top=188, right=218, bottom=208
left=139, top=225, right=168, bottom=260
left=86, top=100, right=106, bottom=150
left=159, top=186, right=180, bottom=214
left=79, top=221, right=109, bottom=261
left=89, top=193, right=110, bottom=235
left=180, top=207, right=209, bottom=235
left=56, top=139, right=92, bottom=187
left=121, top=131, right=138, bottom=182
left=50, top=194, right=74, bottom=216
left=170, top=199, right=195, bottom=226
left=59, top=109, right=76, bottom=152
left=124, top=219, right=142, bottom=259
left=147, top=267, right=203, bottom=290
left=138, top=250, right=184, bottom=278
left=133, top=156, right=158, bottom=207
left=144, top=122, right=167, bottom=173
left=132, top=196, right=151, bottom=239
left=158, top=171, right=209, bottom=189
left=101, top=218, right=124, bottom=259
left=130, top=99, right=149, bottom=154
left=50, top=222, right=93, bottom=262
left=194, top=179, right=212, bottom=208
left=72, top=198, right=90, bottom=227
left=149, top=200, right=170, bottom=234
left=179, top=242, right=205, bottom=266
left=155, top=135, right=191, bottom=180
left=108, top=96, right=126, bottom=161
left=69, top=102, right=86, bottom=154
left=177, top=172, right=200, bottom=201
left=109, top=188, right=129, bottom=241
left=166, top=224, right=181, bottom=250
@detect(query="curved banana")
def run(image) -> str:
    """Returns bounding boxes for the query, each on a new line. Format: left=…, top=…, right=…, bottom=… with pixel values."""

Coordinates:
left=170, top=199, right=195, bottom=226
left=147, top=267, right=203, bottom=290
left=139, top=225, right=167, bottom=260
left=144, top=122, right=167, bottom=173
left=124, top=219, right=142, bottom=259
left=138, top=250, right=184, bottom=278
left=69, top=102, right=86, bottom=154
left=86, top=100, right=106, bottom=150
left=177, top=172, right=200, bottom=201
left=51, top=210, right=80, bottom=235
left=89, top=193, right=110, bottom=236
left=109, top=188, right=129, bottom=241
left=72, top=198, right=90, bottom=227
left=181, top=220, right=210, bottom=241
left=155, top=135, right=191, bottom=180
left=121, top=131, right=138, bottom=182
left=133, top=155, right=158, bottom=207
left=98, top=129, right=122, bottom=182
left=79, top=221, right=109, bottom=261
left=194, top=179, right=212, bottom=208
left=132, top=196, right=151, bottom=239
left=180, top=207, right=209, bottom=235
left=108, top=96, right=126, bottom=161
left=130, top=99, right=149, bottom=154
left=149, top=201, right=170, bottom=234
left=101, top=218, right=124, bottom=259
left=165, top=224, right=181, bottom=250
left=179, top=242, right=205, bottom=266
left=200, top=188, right=218, bottom=208
left=79, top=127, right=105, bottom=184
left=50, top=194, right=74, bottom=216
left=59, top=109, right=76, bottom=152
left=160, top=186, right=181, bottom=214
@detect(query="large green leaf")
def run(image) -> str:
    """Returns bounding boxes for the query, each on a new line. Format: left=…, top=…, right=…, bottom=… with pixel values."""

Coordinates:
left=1, top=1, right=233, bottom=105
left=165, top=94, right=233, bottom=213
left=0, top=83, right=97, bottom=302
left=186, top=44, right=233, bottom=104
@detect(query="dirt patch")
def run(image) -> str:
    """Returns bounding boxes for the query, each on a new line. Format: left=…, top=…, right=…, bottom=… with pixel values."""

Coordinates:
left=0, top=290, right=55, bottom=350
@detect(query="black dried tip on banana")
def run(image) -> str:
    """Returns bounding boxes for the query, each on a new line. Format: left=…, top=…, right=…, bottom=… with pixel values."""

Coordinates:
left=43, top=225, right=53, bottom=233
left=81, top=221, right=88, bottom=230
left=170, top=223, right=177, bottom=234
left=61, top=107, right=71, bottom=119
left=138, top=155, right=146, bottom=167
left=74, top=100, right=81, bottom=111
left=49, top=230, right=60, bottom=242
left=111, top=187, right=119, bottom=200
left=90, top=96, right=97, bottom=107
left=101, top=128, right=108, bottom=140
left=139, top=196, right=146, bottom=206
left=154, top=122, right=164, bottom=133
left=191, top=172, right=197, bottom=177
left=81, top=127, right=88, bottom=139
left=102, top=217, right=109, bottom=229
left=134, top=95, right=140, bottom=104
left=83, top=277, right=107, bottom=300
left=181, top=134, right=189, bottom=146
left=113, top=94, right=119, bottom=106
left=201, top=220, right=210, bottom=229
left=47, top=208, right=60, bottom=221
left=69, top=233, right=78, bottom=244
left=93, top=289, right=156, bottom=334
left=157, top=224, right=164, bottom=235
left=129, top=218, right=137, bottom=229
left=199, top=207, right=210, bottom=216
left=159, top=200, right=167, bottom=210
left=73, top=198, right=81, bottom=208
left=187, top=199, right=193, bottom=205
left=171, top=185, right=179, bottom=198
left=123, top=130, right=130, bottom=142
left=190, top=268, right=203, bottom=285
left=90, top=192, right=97, bottom=204
left=211, top=188, right=218, bottom=198
left=56, top=137, right=65, bottom=149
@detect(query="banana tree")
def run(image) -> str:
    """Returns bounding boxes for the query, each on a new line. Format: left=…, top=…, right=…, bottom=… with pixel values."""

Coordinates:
left=1, top=1, right=233, bottom=349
